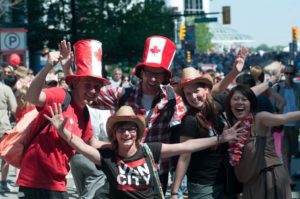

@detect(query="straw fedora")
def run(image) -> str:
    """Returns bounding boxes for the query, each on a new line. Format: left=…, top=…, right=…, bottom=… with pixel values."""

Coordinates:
left=106, top=106, right=145, bottom=139
left=14, top=66, right=28, bottom=78
left=175, top=67, right=213, bottom=97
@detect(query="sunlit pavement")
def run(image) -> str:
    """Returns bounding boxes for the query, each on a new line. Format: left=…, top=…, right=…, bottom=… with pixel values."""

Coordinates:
left=0, top=168, right=78, bottom=199
left=2, top=159, right=300, bottom=199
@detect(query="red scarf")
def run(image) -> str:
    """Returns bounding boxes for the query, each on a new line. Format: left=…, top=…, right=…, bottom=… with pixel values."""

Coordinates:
left=228, top=114, right=253, bottom=166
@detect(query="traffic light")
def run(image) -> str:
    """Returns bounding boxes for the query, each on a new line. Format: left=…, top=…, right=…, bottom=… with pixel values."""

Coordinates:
left=187, top=51, right=191, bottom=63
left=179, top=23, right=186, bottom=41
left=222, top=6, right=231, bottom=25
left=292, top=26, right=299, bottom=42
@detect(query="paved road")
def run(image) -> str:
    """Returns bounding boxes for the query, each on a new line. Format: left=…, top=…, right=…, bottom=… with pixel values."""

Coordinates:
left=2, top=158, right=300, bottom=199
left=0, top=168, right=78, bottom=199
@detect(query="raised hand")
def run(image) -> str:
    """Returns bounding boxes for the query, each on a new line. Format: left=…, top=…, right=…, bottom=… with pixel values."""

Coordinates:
left=47, top=51, right=61, bottom=67
left=220, top=121, right=246, bottom=143
left=58, top=40, right=73, bottom=71
left=234, top=48, right=249, bottom=73
left=44, top=103, right=68, bottom=134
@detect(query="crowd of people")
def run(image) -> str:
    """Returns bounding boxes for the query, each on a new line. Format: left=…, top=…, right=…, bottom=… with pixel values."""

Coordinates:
left=0, top=35, right=300, bottom=199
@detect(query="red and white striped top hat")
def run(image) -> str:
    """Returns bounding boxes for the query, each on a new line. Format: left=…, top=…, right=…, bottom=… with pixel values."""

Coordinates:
left=135, top=36, right=176, bottom=84
left=65, top=39, right=110, bottom=85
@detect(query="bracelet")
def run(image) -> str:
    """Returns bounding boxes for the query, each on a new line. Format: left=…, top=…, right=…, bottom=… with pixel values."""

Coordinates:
left=171, top=192, right=178, bottom=196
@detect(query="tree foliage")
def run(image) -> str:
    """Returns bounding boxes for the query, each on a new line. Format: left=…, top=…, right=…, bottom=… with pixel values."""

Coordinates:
left=26, top=0, right=174, bottom=67
left=195, top=23, right=213, bottom=53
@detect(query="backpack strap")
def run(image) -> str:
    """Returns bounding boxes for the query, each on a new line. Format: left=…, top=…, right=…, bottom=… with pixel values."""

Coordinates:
left=142, top=144, right=165, bottom=199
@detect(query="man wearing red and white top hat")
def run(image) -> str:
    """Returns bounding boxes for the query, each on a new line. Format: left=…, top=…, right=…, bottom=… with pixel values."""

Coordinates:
left=97, top=36, right=187, bottom=194
left=17, top=40, right=110, bottom=198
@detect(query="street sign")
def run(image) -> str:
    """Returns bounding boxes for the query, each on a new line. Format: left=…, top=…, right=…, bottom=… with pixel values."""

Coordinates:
left=194, top=17, right=217, bottom=23
left=0, top=29, right=27, bottom=51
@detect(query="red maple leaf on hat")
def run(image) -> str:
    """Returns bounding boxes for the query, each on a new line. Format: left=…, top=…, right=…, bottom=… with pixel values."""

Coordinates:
left=94, top=48, right=102, bottom=62
left=150, top=46, right=161, bottom=56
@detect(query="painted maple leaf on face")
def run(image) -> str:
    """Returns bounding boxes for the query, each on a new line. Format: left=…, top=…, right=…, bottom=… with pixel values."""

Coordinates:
left=150, top=46, right=161, bottom=56
left=94, top=48, right=102, bottom=62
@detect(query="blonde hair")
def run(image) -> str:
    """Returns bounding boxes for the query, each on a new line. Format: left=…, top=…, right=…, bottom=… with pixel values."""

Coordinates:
left=16, top=88, right=32, bottom=108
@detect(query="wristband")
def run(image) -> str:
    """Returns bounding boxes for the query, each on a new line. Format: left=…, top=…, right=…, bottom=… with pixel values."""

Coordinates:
left=171, top=192, right=178, bottom=196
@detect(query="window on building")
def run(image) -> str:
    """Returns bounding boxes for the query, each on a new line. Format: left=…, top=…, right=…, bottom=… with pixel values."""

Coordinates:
left=184, top=0, right=203, bottom=14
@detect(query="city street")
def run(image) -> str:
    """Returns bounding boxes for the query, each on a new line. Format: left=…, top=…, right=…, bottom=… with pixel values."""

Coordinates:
left=2, top=157, right=300, bottom=198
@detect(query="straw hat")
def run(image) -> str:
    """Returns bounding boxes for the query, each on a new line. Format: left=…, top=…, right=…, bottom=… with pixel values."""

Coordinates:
left=106, top=106, right=145, bottom=139
left=175, top=67, right=213, bottom=97
left=14, top=66, right=28, bottom=78
left=135, top=36, right=176, bottom=84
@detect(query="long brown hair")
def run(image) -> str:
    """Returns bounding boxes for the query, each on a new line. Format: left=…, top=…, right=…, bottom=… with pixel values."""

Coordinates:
left=182, top=84, right=223, bottom=135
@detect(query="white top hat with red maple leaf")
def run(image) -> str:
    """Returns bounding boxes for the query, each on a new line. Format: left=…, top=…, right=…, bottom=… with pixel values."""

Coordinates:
left=135, top=36, right=176, bottom=84
left=65, top=39, right=110, bottom=85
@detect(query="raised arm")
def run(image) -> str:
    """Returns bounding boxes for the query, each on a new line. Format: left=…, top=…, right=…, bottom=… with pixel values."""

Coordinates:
left=24, top=51, right=60, bottom=107
left=268, top=88, right=285, bottom=112
left=160, top=121, right=244, bottom=158
left=251, top=73, right=280, bottom=96
left=44, top=103, right=109, bottom=166
left=59, top=40, right=73, bottom=76
left=212, top=48, right=248, bottom=94
left=256, top=111, right=300, bottom=128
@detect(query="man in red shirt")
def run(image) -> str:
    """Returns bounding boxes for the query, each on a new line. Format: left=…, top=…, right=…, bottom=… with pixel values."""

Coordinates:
left=17, top=40, right=110, bottom=198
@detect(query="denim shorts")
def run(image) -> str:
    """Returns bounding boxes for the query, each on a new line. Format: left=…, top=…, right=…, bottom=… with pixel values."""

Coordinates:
left=18, top=186, right=69, bottom=199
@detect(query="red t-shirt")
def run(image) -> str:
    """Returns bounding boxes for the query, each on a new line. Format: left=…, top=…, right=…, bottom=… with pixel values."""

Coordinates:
left=17, top=87, right=94, bottom=191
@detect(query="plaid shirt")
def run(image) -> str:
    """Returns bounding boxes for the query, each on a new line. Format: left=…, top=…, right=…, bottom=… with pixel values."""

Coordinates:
left=97, top=83, right=186, bottom=173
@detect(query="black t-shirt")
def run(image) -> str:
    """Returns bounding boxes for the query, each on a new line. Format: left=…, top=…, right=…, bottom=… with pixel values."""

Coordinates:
left=180, top=115, right=226, bottom=184
left=97, top=143, right=162, bottom=199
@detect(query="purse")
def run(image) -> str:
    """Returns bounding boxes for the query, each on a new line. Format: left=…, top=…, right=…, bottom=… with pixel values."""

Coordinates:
left=0, top=109, right=39, bottom=168
left=0, top=90, right=71, bottom=168
left=143, top=144, right=165, bottom=199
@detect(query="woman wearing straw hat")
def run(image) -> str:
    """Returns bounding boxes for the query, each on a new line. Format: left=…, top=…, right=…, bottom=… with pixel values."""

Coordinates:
left=171, top=67, right=234, bottom=199
left=44, top=104, right=246, bottom=199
